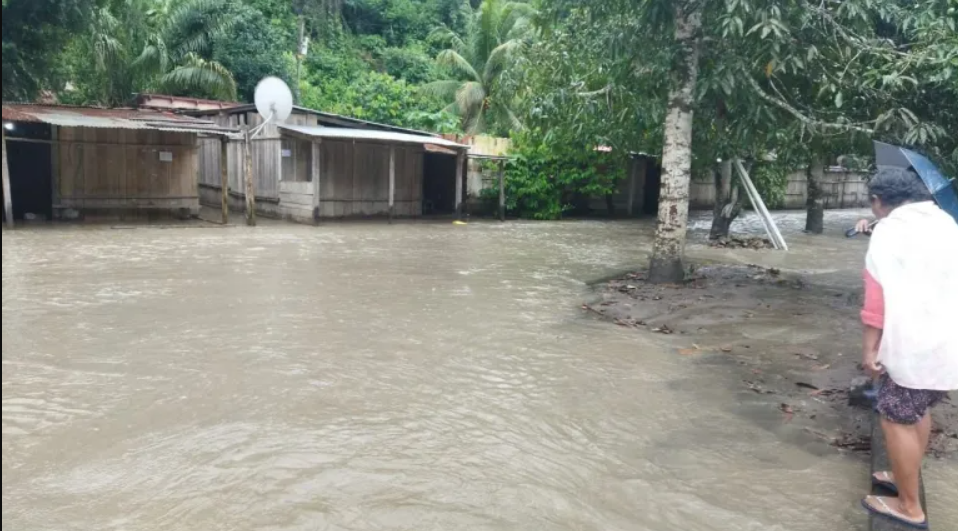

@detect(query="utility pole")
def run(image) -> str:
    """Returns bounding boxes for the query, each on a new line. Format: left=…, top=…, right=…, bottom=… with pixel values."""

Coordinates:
left=296, top=16, right=307, bottom=104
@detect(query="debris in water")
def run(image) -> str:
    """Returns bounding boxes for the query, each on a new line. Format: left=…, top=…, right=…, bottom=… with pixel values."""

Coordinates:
left=709, top=237, right=774, bottom=249
left=780, top=403, right=795, bottom=423
left=745, top=380, right=774, bottom=394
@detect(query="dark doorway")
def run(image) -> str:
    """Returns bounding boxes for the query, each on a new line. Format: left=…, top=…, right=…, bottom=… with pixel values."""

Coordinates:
left=643, top=160, right=663, bottom=215
left=6, top=123, right=53, bottom=221
left=423, top=153, right=457, bottom=215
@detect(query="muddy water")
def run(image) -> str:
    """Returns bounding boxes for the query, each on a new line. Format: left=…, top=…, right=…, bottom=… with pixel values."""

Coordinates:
left=3, top=212, right=954, bottom=531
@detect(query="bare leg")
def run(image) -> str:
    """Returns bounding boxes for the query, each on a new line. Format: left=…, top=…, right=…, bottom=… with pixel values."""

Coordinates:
left=876, top=413, right=934, bottom=487
left=881, top=417, right=926, bottom=521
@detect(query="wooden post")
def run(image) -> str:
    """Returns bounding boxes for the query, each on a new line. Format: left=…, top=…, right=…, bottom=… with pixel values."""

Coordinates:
left=220, top=136, right=229, bottom=225
left=388, top=145, right=396, bottom=223
left=244, top=126, right=256, bottom=226
left=627, top=156, right=637, bottom=217
left=2, top=129, right=13, bottom=229
left=498, top=159, right=506, bottom=222
left=311, top=140, right=321, bottom=224
left=51, top=126, right=59, bottom=217
left=455, top=150, right=464, bottom=219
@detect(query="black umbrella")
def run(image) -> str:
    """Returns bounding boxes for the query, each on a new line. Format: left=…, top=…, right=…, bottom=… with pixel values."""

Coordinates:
left=874, top=141, right=958, bottom=224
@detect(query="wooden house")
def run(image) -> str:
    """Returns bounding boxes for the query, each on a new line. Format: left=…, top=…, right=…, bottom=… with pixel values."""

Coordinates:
left=188, top=106, right=469, bottom=222
left=1, top=104, right=235, bottom=225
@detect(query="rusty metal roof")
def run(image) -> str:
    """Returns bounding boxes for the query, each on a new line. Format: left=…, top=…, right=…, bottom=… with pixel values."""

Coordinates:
left=2, top=104, right=237, bottom=135
left=186, top=104, right=436, bottom=137
left=135, top=93, right=240, bottom=112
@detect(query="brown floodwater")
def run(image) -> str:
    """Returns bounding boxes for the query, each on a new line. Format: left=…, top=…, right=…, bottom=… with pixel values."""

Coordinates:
left=3, top=210, right=955, bottom=531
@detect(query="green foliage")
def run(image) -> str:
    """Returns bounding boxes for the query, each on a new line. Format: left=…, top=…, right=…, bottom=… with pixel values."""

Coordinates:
left=131, top=0, right=239, bottom=100
left=518, top=0, right=958, bottom=220
left=213, top=6, right=293, bottom=101
left=496, top=129, right=626, bottom=220
left=379, top=45, right=438, bottom=84
left=301, top=70, right=451, bottom=130
left=423, top=0, right=535, bottom=134
left=403, top=109, right=461, bottom=133
left=344, top=0, right=467, bottom=46
left=2, top=0, right=97, bottom=100
left=750, top=163, right=789, bottom=210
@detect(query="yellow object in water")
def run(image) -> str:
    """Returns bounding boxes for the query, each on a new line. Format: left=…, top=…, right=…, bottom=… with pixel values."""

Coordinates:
left=453, top=220, right=467, bottom=225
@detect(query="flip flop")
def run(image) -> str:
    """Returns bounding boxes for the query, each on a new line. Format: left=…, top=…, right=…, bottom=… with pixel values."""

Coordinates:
left=861, top=496, right=928, bottom=530
left=872, top=471, right=899, bottom=494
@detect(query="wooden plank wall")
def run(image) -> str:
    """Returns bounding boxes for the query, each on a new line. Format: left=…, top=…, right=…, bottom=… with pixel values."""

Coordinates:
left=319, top=140, right=423, bottom=218
left=56, top=127, right=198, bottom=210
left=197, top=111, right=321, bottom=201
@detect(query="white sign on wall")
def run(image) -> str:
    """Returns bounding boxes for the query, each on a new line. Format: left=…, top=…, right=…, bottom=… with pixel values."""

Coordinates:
left=281, top=149, right=292, bottom=158
left=158, top=152, right=173, bottom=162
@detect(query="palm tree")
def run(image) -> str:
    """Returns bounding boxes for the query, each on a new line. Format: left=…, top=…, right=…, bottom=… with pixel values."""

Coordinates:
left=133, top=0, right=238, bottom=100
left=75, top=0, right=238, bottom=104
left=424, top=0, right=534, bottom=134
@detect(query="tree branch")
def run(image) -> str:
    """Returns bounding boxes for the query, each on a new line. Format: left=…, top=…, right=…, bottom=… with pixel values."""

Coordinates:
left=745, top=74, right=875, bottom=135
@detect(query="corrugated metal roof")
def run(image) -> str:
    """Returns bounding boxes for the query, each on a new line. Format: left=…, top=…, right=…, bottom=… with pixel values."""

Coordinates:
left=279, top=124, right=468, bottom=149
left=187, top=104, right=436, bottom=137
left=135, top=93, right=241, bottom=112
left=2, top=104, right=237, bottom=135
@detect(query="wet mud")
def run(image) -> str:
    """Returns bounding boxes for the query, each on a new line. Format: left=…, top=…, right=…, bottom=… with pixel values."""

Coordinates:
left=585, top=264, right=958, bottom=458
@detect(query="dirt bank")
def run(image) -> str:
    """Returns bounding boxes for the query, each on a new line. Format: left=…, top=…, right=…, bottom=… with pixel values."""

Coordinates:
left=585, top=264, right=957, bottom=458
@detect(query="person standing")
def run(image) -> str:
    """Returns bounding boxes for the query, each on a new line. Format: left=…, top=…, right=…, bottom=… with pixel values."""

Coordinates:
left=860, top=167, right=958, bottom=529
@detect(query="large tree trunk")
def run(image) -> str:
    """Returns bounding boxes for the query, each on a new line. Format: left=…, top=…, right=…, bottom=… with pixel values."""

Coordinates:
left=805, top=160, right=826, bottom=234
left=648, top=7, right=702, bottom=283
left=709, top=159, right=741, bottom=240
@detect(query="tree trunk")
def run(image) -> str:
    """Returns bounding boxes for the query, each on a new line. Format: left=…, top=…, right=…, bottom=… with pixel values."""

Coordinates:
left=606, top=194, right=616, bottom=218
left=805, top=160, right=825, bottom=234
left=709, top=159, right=741, bottom=240
left=648, top=7, right=702, bottom=283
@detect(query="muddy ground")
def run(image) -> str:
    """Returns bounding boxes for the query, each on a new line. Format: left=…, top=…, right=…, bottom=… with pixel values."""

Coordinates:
left=585, top=264, right=957, bottom=458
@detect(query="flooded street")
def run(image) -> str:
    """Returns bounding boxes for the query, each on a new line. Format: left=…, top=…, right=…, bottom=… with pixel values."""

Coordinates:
left=3, top=212, right=955, bottom=531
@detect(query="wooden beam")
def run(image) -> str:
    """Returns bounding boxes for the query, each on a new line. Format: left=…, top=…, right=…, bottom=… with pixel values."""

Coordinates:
left=455, top=150, right=465, bottom=219
left=220, top=136, right=229, bottom=224
left=244, top=126, right=256, bottom=226
left=388, top=145, right=396, bottom=223
left=51, top=126, right=60, bottom=213
left=498, top=159, right=506, bottom=222
left=2, top=129, right=13, bottom=228
left=312, top=140, right=321, bottom=223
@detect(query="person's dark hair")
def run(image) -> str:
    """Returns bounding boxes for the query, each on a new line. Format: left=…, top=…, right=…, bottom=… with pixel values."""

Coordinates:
left=867, top=167, right=932, bottom=207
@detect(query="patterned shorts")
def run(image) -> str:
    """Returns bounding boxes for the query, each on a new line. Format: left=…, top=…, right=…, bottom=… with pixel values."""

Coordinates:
left=876, top=374, right=948, bottom=425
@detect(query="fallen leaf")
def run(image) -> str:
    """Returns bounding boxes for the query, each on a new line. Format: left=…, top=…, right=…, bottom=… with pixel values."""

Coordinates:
left=796, top=382, right=820, bottom=391
left=720, top=347, right=733, bottom=353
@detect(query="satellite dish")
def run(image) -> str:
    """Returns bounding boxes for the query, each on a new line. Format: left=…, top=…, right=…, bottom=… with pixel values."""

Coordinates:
left=254, top=77, right=293, bottom=123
